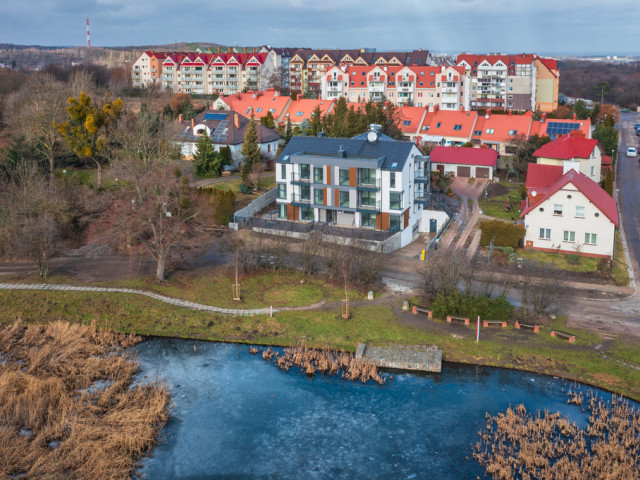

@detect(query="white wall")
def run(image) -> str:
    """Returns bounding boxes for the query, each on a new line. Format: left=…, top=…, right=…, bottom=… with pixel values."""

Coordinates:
left=420, top=209, right=450, bottom=233
left=523, top=183, right=616, bottom=258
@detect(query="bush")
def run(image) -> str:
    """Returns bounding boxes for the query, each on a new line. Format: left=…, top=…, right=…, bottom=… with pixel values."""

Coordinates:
left=501, top=246, right=515, bottom=255
left=206, top=188, right=235, bottom=225
left=566, top=253, right=580, bottom=265
left=479, top=220, right=526, bottom=248
left=430, top=291, right=512, bottom=322
left=468, top=177, right=476, bottom=184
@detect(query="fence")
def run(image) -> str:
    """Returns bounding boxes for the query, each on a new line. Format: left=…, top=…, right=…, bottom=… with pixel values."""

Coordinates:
left=233, top=187, right=278, bottom=222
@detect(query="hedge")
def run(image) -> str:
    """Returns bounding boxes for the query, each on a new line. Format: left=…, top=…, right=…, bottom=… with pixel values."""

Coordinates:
left=430, top=292, right=513, bottom=322
left=479, top=219, right=526, bottom=248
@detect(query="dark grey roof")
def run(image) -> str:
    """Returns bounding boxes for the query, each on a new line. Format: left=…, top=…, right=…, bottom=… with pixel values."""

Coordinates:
left=276, top=135, right=415, bottom=171
left=351, top=131, right=396, bottom=142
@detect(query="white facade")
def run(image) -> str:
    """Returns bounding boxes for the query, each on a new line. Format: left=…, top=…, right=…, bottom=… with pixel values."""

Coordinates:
left=523, top=183, right=616, bottom=258
left=131, top=52, right=152, bottom=88
left=536, top=148, right=602, bottom=183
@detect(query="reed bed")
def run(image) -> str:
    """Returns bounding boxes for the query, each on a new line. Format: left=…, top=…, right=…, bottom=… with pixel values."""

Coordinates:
left=473, top=390, right=640, bottom=479
left=256, top=344, right=385, bottom=384
left=0, top=321, right=170, bottom=480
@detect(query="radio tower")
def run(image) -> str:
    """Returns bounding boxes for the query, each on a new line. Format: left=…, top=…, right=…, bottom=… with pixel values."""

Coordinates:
left=86, top=17, right=91, bottom=47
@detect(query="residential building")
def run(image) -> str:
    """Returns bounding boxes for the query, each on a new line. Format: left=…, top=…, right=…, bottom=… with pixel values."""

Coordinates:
left=533, top=132, right=604, bottom=182
left=131, top=51, right=167, bottom=88
left=275, top=125, right=428, bottom=248
left=416, top=108, right=479, bottom=145
left=521, top=164, right=618, bottom=258
left=321, top=64, right=469, bottom=109
left=534, top=57, right=559, bottom=112
left=174, top=110, right=280, bottom=164
left=430, top=146, right=497, bottom=179
left=264, top=47, right=300, bottom=93
left=282, top=98, right=335, bottom=126
left=471, top=110, right=535, bottom=154
left=529, top=114, right=591, bottom=140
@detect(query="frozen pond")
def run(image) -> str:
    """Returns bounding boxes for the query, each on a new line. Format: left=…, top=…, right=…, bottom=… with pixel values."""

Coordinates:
left=135, top=338, right=609, bottom=479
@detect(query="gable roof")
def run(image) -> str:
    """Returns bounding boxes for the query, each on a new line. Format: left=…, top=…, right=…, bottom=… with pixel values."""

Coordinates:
left=529, top=117, right=592, bottom=139
left=472, top=111, right=533, bottom=143
left=276, top=135, right=415, bottom=171
left=533, top=134, right=601, bottom=160
left=219, top=89, right=291, bottom=120
left=430, top=146, right=497, bottom=166
left=283, top=98, right=334, bottom=124
left=525, top=163, right=564, bottom=190
left=520, top=169, right=618, bottom=227
left=397, top=106, right=427, bottom=135
left=177, top=110, right=280, bottom=146
left=419, top=109, right=478, bottom=139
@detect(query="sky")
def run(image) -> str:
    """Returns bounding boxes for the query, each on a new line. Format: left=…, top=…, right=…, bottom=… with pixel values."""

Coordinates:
left=2, top=0, right=639, bottom=56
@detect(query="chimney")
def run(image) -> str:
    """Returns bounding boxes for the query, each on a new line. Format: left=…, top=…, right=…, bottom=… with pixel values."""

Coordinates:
left=434, top=105, right=439, bottom=112
left=541, top=112, right=546, bottom=123
left=318, top=94, right=321, bottom=100
left=572, top=113, right=576, bottom=120
left=191, top=118, right=195, bottom=129
left=178, top=113, right=183, bottom=122
left=234, top=113, right=239, bottom=128
left=508, top=109, right=512, bottom=117
left=338, top=145, right=346, bottom=158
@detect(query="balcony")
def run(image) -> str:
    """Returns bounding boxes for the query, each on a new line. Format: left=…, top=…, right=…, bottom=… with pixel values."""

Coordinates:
left=414, top=193, right=430, bottom=205
left=369, top=83, right=385, bottom=93
left=356, top=200, right=381, bottom=213
left=414, top=172, right=429, bottom=183
left=290, top=173, right=312, bottom=185
left=291, top=193, right=312, bottom=207
left=356, top=177, right=381, bottom=191
left=398, top=86, right=413, bottom=93
left=443, top=87, right=457, bottom=93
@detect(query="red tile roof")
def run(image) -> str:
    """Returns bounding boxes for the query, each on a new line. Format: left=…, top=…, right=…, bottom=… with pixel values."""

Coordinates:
left=525, top=163, right=564, bottom=190
left=283, top=98, right=334, bottom=124
left=220, top=90, right=291, bottom=120
left=529, top=118, right=592, bottom=139
left=397, top=106, right=427, bottom=134
left=456, top=53, right=535, bottom=74
left=431, top=146, right=497, bottom=166
left=419, top=109, right=478, bottom=139
left=520, top=169, right=618, bottom=227
left=533, top=134, right=601, bottom=160
left=537, top=57, right=558, bottom=71
left=601, top=155, right=612, bottom=167
left=472, top=111, right=533, bottom=143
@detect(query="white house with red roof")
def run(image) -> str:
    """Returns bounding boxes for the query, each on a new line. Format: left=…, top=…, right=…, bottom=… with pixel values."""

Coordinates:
left=534, top=132, right=604, bottom=183
left=430, top=146, right=497, bottom=179
left=521, top=164, right=618, bottom=258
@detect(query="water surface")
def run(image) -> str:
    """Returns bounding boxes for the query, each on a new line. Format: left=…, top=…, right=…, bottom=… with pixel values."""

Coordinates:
left=135, top=338, right=608, bottom=479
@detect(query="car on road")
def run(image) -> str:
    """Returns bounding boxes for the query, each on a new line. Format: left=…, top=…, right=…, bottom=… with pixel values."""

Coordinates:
left=628, top=147, right=638, bottom=158
left=622, top=108, right=630, bottom=112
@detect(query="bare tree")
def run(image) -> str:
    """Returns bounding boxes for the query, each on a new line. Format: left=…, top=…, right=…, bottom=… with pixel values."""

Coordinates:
left=12, top=215, right=61, bottom=282
left=417, top=247, right=466, bottom=302
left=517, top=261, right=561, bottom=318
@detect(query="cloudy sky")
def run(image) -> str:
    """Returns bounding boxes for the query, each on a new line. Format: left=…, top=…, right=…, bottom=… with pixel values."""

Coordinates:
left=2, top=0, right=639, bottom=55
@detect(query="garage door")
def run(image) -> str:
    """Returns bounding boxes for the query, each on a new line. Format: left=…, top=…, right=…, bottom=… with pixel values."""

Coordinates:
left=476, top=167, right=490, bottom=179
left=457, top=166, right=471, bottom=177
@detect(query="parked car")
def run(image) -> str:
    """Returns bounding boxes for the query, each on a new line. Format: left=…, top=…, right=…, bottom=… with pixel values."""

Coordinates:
left=627, top=147, right=638, bottom=158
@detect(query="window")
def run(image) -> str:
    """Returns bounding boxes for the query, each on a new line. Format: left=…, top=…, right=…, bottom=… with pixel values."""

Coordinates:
left=485, top=128, right=495, bottom=134
left=474, top=130, right=482, bottom=136
left=314, top=167, right=323, bottom=183
left=361, top=212, right=376, bottom=228
left=453, top=124, right=462, bottom=131
left=300, top=206, right=314, bottom=221
left=296, top=111, right=304, bottom=117
left=359, top=168, right=376, bottom=185
left=389, top=214, right=402, bottom=233
left=339, top=190, right=349, bottom=207
left=255, top=107, right=263, bottom=113
left=585, top=233, right=597, bottom=244
left=300, top=185, right=311, bottom=200
left=389, top=192, right=402, bottom=210
left=508, top=129, right=518, bottom=135
left=390, top=172, right=396, bottom=189
left=403, top=120, right=411, bottom=126
left=359, top=191, right=376, bottom=207
left=300, top=164, right=310, bottom=179
left=314, top=189, right=324, bottom=205
left=563, top=230, right=576, bottom=242
left=553, top=204, right=563, bottom=215
left=339, top=169, right=350, bottom=186
left=539, top=228, right=551, bottom=239
left=575, top=206, right=585, bottom=218
left=281, top=164, right=287, bottom=180
left=436, top=122, right=441, bottom=128
left=277, top=184, right=287, bottom=199
left=590, top=166, right=595, bottom=176
left=278, top=204, right=287, bottom=219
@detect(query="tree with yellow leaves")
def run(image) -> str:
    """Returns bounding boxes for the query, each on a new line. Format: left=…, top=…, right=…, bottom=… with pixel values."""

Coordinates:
left=55, top=92, right=123, bottom=189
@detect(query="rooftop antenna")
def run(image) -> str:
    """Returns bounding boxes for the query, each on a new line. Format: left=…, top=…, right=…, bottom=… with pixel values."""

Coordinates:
left=86, top=16, right=91, bottom=47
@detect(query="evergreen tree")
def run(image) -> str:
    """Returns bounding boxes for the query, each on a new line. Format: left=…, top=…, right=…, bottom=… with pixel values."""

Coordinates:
left=219, top=145, right=232, bottom=167
left=309, top=105, right=323, bottom=136
left=241, top=114, right=262, bottom=184
left=193, top=134, right=223, bottom=178
left=260, top=111, right=276, bottom=129
left=604, top=168, right=614, bottom=197
left=284, top=117, right=293, bottom=143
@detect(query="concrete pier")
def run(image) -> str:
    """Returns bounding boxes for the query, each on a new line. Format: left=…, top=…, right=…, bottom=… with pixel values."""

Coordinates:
left=356, top=343, right=442, bottom=373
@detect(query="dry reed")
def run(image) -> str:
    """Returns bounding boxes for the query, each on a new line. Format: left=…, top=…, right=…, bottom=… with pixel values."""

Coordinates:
left=473, top=390, right=640, bottom=479
left=0, top=321, right=170, bottom=479
left=256, top=344, right=385, bottom=384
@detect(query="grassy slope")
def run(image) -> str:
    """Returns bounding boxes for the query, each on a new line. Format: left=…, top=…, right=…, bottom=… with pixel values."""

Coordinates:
left=478, top=182, right=523, bottom=221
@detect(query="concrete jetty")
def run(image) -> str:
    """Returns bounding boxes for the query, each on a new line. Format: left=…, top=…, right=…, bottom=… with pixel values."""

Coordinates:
left=356, top=343, right=442, bottom=373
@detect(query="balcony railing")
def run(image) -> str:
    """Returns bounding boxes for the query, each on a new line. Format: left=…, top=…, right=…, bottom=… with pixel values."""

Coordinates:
left=356, top=177, right=381, bottom=191
left=356, top=200, right=381, bottom=213
left=290, top=173, right=312, bottom=184
left=291, top=194, right=312, bottom=206
left=369, top=84, right=385, bottom=93
left=398, top=86, right=413, bottom=93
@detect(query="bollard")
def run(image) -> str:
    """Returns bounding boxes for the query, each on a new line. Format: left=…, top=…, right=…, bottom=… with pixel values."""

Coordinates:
left=502, top=321, right=507, bottom=328
left=368, top=291, right=374, bottom=300
left=515, top=321, right=521, bottom=329
left=412, top=306, right=418, bottom=314
left=483, top=320, right=489, bottom=327
left=533, top=325, right=540, bottom=333
left=446, top=315, right=452, bottom=323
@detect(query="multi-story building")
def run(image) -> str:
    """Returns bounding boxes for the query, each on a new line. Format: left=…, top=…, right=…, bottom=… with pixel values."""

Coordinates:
left=289, top=49, right=432, bottom=96
left=322, top=65, right=469, bottom=109
left=456, top=53, right=559, bottom=112
left=275, top=125, right=428, bottom=248
left=263, top=47, right=299, bottom=93
left=131, top=51, right=167, bottom=88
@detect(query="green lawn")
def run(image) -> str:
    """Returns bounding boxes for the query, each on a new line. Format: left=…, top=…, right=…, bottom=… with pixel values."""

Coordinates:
left=517, top=249, right=600, bottom=272
left=479, top=182, right=523, bottom=221
left=203, top=175, right=276, bottom=194
left=612, top=230, right=630, bottom=286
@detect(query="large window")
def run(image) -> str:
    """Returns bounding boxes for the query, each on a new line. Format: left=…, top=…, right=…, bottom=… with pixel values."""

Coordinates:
left=278, top=204, right=287, bottom=219
left=277, top=184, right=287, bottom=200
left=300, top=206, right=314, bottom=221
left=280, top=164, right=286, bottom=180
left=553, top=204, right=563, bottom=215
left=563, top=230, right=575, bottom=242
left=390, top=172, right=396, bottom=189
left=585, top=233, right=597, bottom=244
left=339, top=190, right=350, bottom=207
left=300, top=164, right=310, bottom=180
left=339, top=169, right=350, bottom=186
left=575, top=206, right=585, bottom=218
left=314, top=189, right=324, bottom=205
left=300, top=185, right=310, bottom=200
left=389, top=192, right=402, bottom=210
left=361, top=212, right=376, bottom=228
left=359, top=191, right=376, bottom=207
left=539, top=228, right=551, bottom=239
left=389, top=214, right=402, bottom=233
left=359, top=168, right=376, bottom=185
left=314, top=167, right=323, bottom=184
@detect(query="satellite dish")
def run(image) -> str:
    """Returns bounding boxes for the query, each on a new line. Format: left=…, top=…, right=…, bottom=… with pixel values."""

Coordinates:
left=485, top=114, right=490, bottom=119
left=531, top=190, right=537, bottom=197
left=367, top=130, right=378, bottom=143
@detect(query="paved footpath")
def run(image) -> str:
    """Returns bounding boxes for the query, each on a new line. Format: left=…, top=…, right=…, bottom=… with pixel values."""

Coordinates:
left=0, top=282, right=326, bottom=317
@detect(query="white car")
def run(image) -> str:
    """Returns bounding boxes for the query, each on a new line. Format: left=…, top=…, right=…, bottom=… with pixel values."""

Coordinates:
left=628, top=147, right=638, bottom=158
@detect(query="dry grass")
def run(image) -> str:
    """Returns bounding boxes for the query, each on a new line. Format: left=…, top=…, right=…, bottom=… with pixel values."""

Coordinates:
left=473, top=390, right=640, bottom=479
left=0, top=321, right=170, bottom=479
left=254, top=343, right=385, bottom=384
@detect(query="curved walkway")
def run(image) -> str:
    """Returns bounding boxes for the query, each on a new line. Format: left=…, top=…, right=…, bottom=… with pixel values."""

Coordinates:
left=0, top=282, right=324, bottom=317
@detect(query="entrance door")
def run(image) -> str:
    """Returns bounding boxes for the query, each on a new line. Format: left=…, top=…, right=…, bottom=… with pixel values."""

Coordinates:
left=326, top=210, right=336, bottom=224
left=437, top=164, right=445, bottom=175
left=429, top=218, right=437, bottom=233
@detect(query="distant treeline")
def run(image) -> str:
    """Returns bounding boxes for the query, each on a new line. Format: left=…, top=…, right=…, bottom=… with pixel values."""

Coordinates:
left=559, top=60, right=640, bottom=107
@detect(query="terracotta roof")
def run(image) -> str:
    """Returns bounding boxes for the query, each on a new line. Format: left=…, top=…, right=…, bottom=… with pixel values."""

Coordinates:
left=529, top=118, right=592, bottom=139
left=430, top=146, right=497, bottom=166
left=419, top=109, right=478, bottom=139
left=219, top=89, right=291, bottom=120
left=601, top=155, right=612, bottom=167
left=533, top=134, right=601, bottom=160
left=537, top=57, right=558, bottom=71
left=397, top=106, right=427, bottom=134
left=525, top=164, right=564, bottom=190
left=472, top=111, right=533, bottom=143
left=520, top=169, right=618, bottom=227
left=283, top=98, right=334, bottom=124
